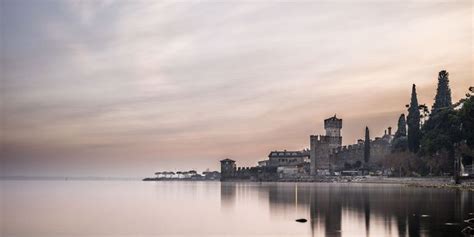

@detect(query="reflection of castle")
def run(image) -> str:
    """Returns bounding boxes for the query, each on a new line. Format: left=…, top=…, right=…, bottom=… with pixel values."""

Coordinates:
left=219, top=182, right=473, bottom=237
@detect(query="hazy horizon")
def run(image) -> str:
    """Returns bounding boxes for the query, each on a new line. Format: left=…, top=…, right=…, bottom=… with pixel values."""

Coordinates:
left=1, top=0, right=472, bottom=177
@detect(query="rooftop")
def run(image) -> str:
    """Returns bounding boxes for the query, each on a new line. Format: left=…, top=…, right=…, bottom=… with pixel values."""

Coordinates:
left=220, top=158, right=235, bottom=163
left=324, top=114, right=342, bottom=122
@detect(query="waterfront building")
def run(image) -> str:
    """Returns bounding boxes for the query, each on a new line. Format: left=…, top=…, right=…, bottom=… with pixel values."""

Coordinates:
left=203, top=171, right=221, bottom=180
left=257, top=160, right=269, bottom=167
left=220, top=158, right=236, bottom=180
left=220, top=115, right=395, bottom=180
left=267, top=150, right=309, bottom=167
left=310, top=115, right=394, bottom=175
left=310, top=115, right=343, bottom=175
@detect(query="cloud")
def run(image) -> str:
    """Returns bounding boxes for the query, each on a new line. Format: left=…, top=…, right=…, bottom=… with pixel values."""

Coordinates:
left=1, top=0, right=472, bottom=176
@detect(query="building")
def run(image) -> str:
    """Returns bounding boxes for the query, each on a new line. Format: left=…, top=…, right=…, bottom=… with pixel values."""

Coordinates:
left=330, top=133, right=393, bottom=171
left=310, top=115, right=393, bottom=175
left=267, top=150, right=310, bottom=167
left=203, top=171, right=221, bottom=180
left=219, top=115, right=395, bottom=180
left=258, top=160, right=269, bottom=167
left=310, top=115, right=343, bottom=175
left=220, top=158, right=236, bottom=180
left=258, top=150, right=311, bottom=177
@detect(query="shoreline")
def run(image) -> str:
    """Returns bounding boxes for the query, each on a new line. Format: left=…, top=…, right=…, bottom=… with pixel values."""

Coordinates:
left=144, top=176, right=474, bottom=191
left=347, top=176, right=474, bottom=191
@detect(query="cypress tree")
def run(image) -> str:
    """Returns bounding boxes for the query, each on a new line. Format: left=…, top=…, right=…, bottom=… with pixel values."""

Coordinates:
left=432, top=70, right=452, bottom=113
left=395, top=113, right=407, bottom=138
left=364, top=126, right=370, bottom=163
left=407, top=84, right=421, bottom=153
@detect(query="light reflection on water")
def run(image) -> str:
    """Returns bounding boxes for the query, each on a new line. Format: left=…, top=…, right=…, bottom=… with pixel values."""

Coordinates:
left=1, top=181, right=472, bottom=237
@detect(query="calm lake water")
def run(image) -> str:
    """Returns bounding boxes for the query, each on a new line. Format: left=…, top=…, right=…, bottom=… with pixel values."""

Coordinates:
left=1, top=180, right=473, bottom=237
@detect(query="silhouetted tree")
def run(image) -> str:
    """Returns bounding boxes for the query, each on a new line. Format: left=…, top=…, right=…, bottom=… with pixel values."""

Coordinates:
left=391, top=114, right=408, bottom=153
left=458, top=86, right=474, bottom=148
left=419, top=107, right=461, bottom=175
left=382, top=152, right=423, bottom=176
left=432, top=70, right=452, bottom=113
left=364, top=126, right=370, bottom=163
left=419, top=104, right=430, bottom=125
left=419, top=86, right=473, bottom=178
left=395, top=114, right=407, bottom=138
left=407, top=84, right=421, bottom=153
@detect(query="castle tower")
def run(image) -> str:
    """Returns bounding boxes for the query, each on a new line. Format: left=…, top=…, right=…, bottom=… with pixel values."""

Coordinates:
left=324, top=115, right=342, bottom=137
left=220, top=158, right=236, bottom=181
left=310, top=115, right=343, bottom=175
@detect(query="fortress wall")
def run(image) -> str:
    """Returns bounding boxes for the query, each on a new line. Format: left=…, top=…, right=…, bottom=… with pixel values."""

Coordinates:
left=330, top=139, right=391, bottom=170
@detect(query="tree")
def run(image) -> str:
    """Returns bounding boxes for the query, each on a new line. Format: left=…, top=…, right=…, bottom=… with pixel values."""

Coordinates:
left=364, top=126, right=370, bottom=163
left=382, top=152, right=424, bottom=177
left=390, top=114, right=408, bottom=153
left=458, top=87, right=474, bottom=148
left=432, top=70, right=452, bottom=113
left=419, top=107, right=462, bottom=175
left=418, top=86, right=473, bottom=181
left=419, top=104, right=430, bottom=125
left=407, top=84, right=421, bottom=153
left=395, top=114, right=407, bottom=138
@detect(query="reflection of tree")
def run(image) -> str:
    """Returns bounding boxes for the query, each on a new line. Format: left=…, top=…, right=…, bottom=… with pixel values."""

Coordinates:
left=219, top=183, right=472, bottom=237
left=364, top=193, right=370, bottom=237
left=270, top=184, right=471, bottom=237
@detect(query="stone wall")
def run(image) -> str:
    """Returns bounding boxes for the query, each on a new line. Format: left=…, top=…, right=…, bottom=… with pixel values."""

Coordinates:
left=310, top=135, right=342, bottom=173
left=330, top=136, right=392, bottom=171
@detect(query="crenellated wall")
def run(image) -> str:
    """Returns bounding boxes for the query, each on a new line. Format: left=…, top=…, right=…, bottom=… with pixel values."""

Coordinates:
left=330, top=136, right=392, bottom=171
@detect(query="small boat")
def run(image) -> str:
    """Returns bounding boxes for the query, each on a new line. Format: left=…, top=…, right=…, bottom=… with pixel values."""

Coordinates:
left=296, top=218, right=307, bottom=223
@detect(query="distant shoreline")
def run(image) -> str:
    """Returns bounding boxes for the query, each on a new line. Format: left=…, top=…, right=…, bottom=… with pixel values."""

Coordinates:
left=0, top=176, right=141, bottom=181
left=142, top=177, right=219, bottom=182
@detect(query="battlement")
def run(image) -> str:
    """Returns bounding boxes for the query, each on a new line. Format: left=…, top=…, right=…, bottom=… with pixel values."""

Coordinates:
left=330, top=143, right=363, bottom=156
left=310, top=135, right=342, bottom=144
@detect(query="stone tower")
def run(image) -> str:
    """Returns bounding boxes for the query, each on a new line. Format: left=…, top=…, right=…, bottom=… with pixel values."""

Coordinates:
left=220, top=158, right=236, bottom=181
left=310, top=115, right=343, bottom=175
left=324, top=115, right=342, bottom=137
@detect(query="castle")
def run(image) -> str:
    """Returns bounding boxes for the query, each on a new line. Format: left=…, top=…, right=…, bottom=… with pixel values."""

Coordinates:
left=221, top=114, right=394, bottom=180
left=310, top=115, right=343, bottom=175
left=310, top=115, right=393, bottom=175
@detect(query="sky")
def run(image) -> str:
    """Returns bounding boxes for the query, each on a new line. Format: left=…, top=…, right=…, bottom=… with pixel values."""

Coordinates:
left=1, top=0, right=472, bottom=177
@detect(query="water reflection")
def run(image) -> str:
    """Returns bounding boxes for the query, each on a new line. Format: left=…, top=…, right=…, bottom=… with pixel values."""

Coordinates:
left=221, top=182, right=473, bottom=237
left=2, top=181, right=471, bottom=237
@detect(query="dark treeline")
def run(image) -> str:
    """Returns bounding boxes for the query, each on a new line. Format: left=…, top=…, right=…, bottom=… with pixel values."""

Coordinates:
left=382, top=70, right=473, bottom=181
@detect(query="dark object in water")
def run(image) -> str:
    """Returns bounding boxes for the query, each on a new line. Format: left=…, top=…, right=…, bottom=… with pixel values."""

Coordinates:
left=296, top=218, right=307, bottom=223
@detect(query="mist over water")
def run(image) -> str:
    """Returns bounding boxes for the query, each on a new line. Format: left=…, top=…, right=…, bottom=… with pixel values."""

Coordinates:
left=2, top=181, right=472, bottom=237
